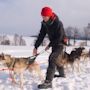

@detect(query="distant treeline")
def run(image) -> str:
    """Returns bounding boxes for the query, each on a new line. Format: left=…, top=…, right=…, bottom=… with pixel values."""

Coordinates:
left=30, top=35, right=90, bottom=40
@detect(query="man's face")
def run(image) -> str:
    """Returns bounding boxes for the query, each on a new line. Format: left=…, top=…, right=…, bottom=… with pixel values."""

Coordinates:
left=42, top=16, right=50, bottom=22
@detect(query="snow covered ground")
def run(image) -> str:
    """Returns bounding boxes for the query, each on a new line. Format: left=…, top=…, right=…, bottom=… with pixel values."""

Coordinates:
left=0, top=44, right=90, bottom=90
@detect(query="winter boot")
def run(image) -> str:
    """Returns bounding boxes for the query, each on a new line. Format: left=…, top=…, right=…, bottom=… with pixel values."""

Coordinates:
left=54, top=74, right=65, bottom=78
left=38, top=80, right=52, bottom=89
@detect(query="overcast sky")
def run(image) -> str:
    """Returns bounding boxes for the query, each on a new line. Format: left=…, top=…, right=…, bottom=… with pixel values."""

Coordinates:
left=0, top=0, right=90, bottom=36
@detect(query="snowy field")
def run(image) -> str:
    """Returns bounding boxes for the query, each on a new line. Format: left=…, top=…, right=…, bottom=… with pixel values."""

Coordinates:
left=0, top=44, right=90, bottom=90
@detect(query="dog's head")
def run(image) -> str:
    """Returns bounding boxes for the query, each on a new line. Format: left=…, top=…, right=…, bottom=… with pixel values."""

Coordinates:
left=73, top=47, right=85, bottom=56
left=70, top=47, right=85, bottom=61
left=75, top=47, right=85, bottom=52
left=0, top=53, right=5, bottom=60
left=0, top=53, right=12, bottom=63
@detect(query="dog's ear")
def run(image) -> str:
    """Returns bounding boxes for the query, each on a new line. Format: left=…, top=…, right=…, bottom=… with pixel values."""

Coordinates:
left=1, top=52, right=4, bottom=56
left=82, top=47, right=85, bottom=50
left=3, top=54, right=11, bottom=60
left=0, top=53, right=4, bottom=60
left=79, top=46, right=85, bottom=49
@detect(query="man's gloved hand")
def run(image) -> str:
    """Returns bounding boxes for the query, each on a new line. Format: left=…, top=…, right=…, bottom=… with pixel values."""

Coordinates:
left=64, top=37, right=68, bottom=43
left=33, top=48, right=37, bottom=56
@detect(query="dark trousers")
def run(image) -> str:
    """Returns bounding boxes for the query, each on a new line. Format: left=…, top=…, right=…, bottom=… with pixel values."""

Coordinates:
left=46, top=45, right=64, bottom=82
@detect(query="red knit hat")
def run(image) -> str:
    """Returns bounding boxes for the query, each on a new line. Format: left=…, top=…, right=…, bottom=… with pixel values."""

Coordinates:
left=41, top=7, right=53, bottom=17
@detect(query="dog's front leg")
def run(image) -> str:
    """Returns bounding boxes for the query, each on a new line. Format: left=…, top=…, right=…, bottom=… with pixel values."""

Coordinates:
left=20, top=72, right=24, bottom=90
left=71, top=63, right=74, bottom=73
left=77, top=60, right=83, bottom=73
left=8, top=70, right=16, bottom=84
left=65, top=63, right=69, bottom=72
left=37, top=67, right=44, bottom=82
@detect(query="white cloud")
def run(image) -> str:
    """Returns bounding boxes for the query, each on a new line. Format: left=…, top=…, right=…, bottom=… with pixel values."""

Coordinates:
left=0, top=0, right=90, bottom=35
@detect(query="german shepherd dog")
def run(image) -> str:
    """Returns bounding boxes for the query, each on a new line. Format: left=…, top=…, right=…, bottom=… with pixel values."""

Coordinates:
left=56, top=47, right=85, bottom=72
left=0, top=53, right=43, bottom=89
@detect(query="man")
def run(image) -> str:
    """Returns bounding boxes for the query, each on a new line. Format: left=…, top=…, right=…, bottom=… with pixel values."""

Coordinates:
left=33, top=6, right=67, bottom=89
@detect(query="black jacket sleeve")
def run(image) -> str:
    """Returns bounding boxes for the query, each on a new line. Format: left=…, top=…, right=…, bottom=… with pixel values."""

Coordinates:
left=58, top=22, right=65, bottom=42
left=59, top=22, right=68, bottom=45
left=34, top=24, right=46, bottom=49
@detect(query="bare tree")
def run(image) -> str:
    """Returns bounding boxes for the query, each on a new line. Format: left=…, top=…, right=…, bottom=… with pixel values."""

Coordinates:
left=13, top=34, right=20, bottom=46
left=0, top=36, right=2, bottom=44
left=84, top=23, right=90, bottom=46
left=0, top=35, right=10, bottom=45
left=73, top=27, right=79, bottom=45
left=65, top=26, right=74, bottom=45
left=19, top=35, right=26, bottom=46
left=1, top=40, right=10, bottom=45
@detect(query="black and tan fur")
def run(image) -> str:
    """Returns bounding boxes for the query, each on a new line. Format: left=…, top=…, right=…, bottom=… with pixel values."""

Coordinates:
left=56, top=47, right=85, bottom=72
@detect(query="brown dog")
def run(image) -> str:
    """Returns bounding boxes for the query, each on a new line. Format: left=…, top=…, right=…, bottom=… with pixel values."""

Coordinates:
left=0, top=53, right=43, bottom=89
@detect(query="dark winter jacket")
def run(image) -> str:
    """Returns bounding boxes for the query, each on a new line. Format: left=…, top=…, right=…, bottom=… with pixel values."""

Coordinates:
left=34, top=13, right=66, bottom=49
